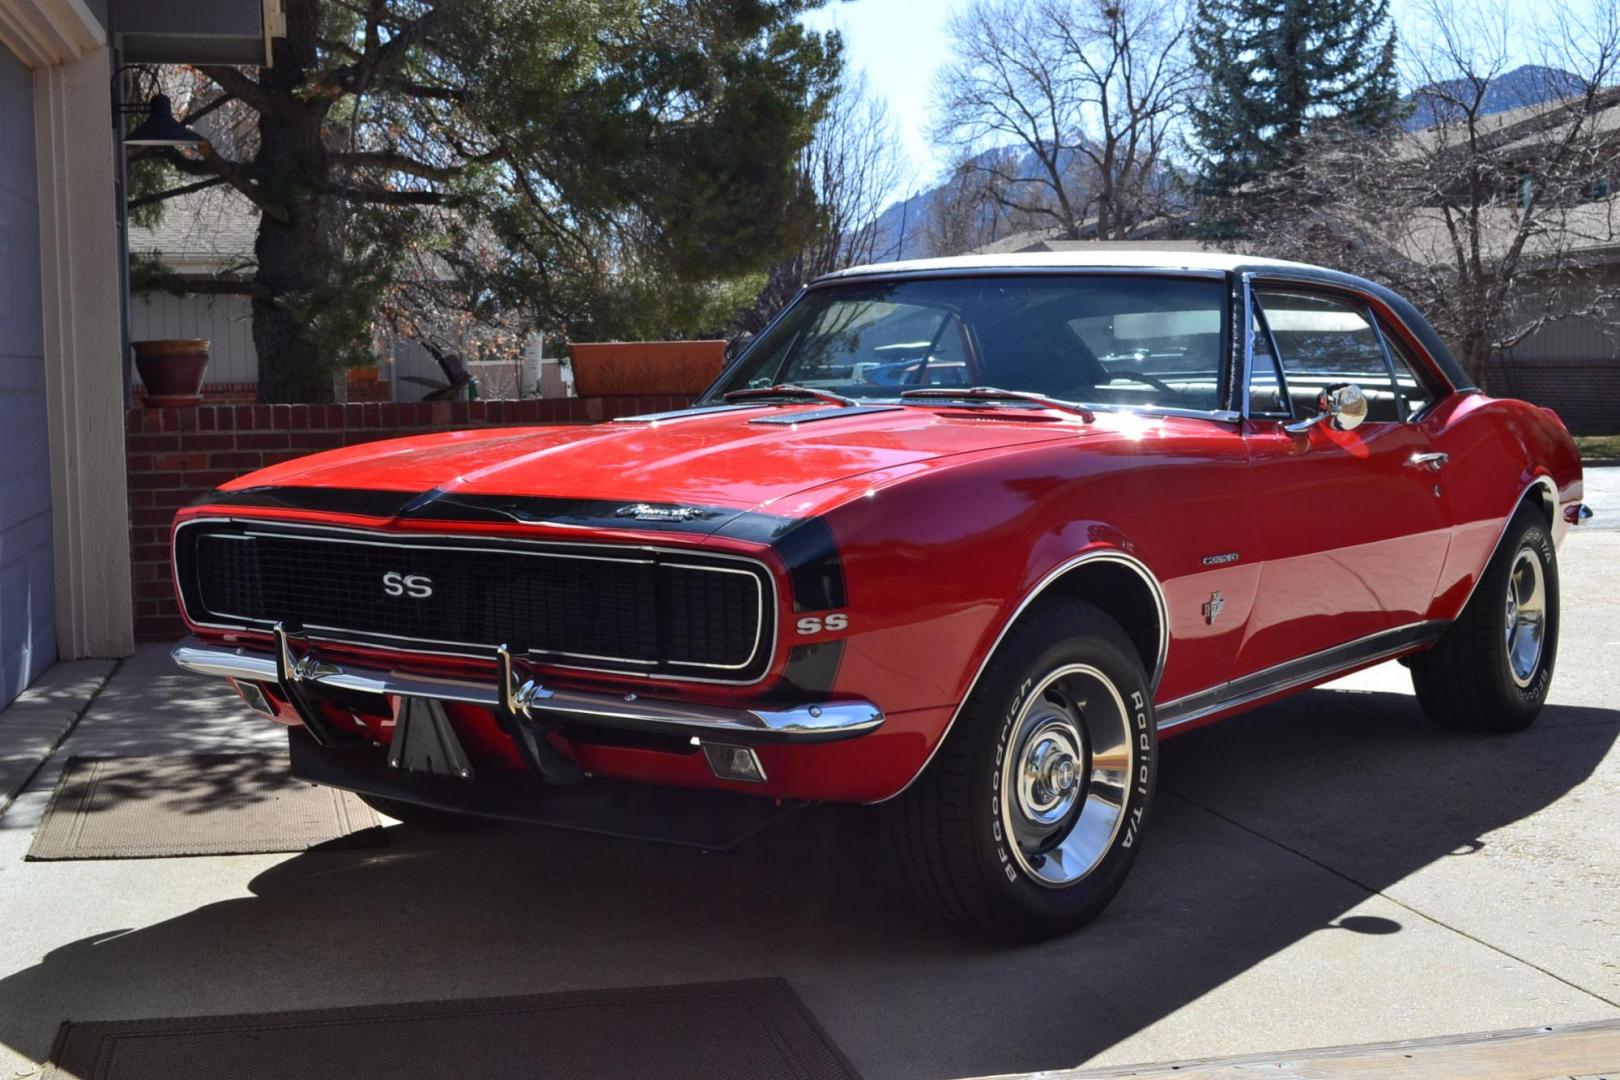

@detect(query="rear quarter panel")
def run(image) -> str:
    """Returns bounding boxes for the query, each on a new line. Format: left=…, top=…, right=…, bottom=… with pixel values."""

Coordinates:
left=1425, top=392, right=1583, bottom=622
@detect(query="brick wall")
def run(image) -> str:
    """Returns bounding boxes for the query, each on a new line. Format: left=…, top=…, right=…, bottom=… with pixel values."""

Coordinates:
left=136, top=373, right=391, bottom=407
left=127, top=395, right=689, bottom=642
left=1487, top=359, right=1620, bottom=436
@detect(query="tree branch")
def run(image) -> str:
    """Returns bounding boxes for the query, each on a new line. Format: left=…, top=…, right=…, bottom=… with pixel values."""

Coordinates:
left=127, top=175, right=229, bottom=211
left=332, top=151, right=461, bottom=183
left=330, top=184, right=449, bottom=206
left=196, top=66, right=273, bottom=114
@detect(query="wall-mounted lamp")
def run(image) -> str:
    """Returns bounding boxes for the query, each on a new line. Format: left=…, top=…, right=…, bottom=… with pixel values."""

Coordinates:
left=113, top=65, right=207, bottom=149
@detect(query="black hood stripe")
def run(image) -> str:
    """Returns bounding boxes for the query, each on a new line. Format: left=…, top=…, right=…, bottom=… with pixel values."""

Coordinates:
left=195, top=486, right=794, bottom=537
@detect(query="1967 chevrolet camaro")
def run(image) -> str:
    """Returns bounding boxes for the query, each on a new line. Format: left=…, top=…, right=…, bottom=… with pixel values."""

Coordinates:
left=172, top=251, right=1589, bottom=939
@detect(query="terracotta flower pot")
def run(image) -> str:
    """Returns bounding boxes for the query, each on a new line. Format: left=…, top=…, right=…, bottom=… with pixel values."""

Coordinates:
left=569, top=340, right=726, bottom=397
left=133, top=339, right=210, bottom=407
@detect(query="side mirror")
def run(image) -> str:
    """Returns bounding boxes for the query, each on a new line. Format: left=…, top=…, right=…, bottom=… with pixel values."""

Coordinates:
left=1285, top=382, right=1369, bottom=434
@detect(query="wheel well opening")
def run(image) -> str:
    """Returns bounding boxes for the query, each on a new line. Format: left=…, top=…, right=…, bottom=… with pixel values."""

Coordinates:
left=1525, top=482, right=1556, bottom=527
left=1043, top=560, right=1162, bottom=683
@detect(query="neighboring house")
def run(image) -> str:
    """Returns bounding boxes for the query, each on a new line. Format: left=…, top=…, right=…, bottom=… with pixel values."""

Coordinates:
left=127, top=188, right=260, bottom=396
left=965, top=94, right=1620, bottom=433
left=0, top=0, right=279, bottom=708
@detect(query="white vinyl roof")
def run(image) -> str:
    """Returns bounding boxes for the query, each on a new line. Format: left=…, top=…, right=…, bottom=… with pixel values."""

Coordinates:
left=822, top=249, right=1320, bottom=280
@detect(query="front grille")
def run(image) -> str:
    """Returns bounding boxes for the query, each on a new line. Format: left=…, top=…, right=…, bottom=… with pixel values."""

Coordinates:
left=175, top=521, right=774, bottom=681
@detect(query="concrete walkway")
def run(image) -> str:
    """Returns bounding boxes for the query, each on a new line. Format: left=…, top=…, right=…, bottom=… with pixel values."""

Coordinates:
left=0, top=531, right=1615, bottom=1080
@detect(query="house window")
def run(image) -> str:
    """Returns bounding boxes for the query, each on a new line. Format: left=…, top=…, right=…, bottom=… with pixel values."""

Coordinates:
left=1592, top=176, right=1612, bottom=200
left=1519, top=172, right=1534, bottom=208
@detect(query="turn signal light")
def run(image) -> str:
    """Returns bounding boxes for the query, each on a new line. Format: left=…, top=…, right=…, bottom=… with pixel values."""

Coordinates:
left=702, top=742, right=767, bottom=783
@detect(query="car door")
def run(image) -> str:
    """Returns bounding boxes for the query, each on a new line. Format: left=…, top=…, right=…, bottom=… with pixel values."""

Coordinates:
left=1234, top=283, right=1453, bottom=678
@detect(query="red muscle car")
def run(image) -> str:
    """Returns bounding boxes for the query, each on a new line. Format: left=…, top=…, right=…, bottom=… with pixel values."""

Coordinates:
left=172, top=252, right=1589, bottom=939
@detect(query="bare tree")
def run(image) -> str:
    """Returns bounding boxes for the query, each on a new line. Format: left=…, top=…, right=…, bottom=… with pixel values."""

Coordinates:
left=1046, top=0, right=1194, bottom=238
left=1248, top=0, right=1620, bottom=388
left=933, top=0, right=1193, bottom=241
left=742, top=75, right=906, bottom=329
left=924, top=150, right=1024, bottom=255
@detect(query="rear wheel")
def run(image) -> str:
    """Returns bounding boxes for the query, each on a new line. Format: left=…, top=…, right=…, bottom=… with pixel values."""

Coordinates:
left=1411, top=503, right=1559, bottom=733
left=883, top=599, right=1157, bottom=940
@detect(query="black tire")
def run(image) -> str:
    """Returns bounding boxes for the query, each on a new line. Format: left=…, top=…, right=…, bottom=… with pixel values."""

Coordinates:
left=357, top=792, right=487, bottom=829
left=882, top=598, right=1157, bottom=940
left=1411, top=502, right=1559, bottom=733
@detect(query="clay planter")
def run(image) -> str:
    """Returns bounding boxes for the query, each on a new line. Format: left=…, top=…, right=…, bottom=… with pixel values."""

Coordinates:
left=569, top=340, right=726, bottom=397
left=133, top=339, right=210, bottom=407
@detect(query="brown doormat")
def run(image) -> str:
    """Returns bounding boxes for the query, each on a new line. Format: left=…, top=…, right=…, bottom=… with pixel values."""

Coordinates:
left=27, top=753, right=385, bottom=860
left=45, top=979, right=863, bottom=1080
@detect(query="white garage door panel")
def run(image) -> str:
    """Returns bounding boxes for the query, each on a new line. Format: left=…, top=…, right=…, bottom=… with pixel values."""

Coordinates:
left=0, top=42, right=55, bottom=707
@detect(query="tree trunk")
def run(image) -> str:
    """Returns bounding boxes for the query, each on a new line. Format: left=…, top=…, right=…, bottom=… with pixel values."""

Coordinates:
left=1461, top=328, right=1493, bottom=393
left=251, top=0, right=341, bottom=403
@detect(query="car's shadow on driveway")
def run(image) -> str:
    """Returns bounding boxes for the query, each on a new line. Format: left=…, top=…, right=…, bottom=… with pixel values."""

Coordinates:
left=0, top=688, right=1614, bottom=1079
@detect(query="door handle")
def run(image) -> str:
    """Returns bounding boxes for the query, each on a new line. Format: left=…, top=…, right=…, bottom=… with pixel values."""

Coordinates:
left=1408, top=452, right=1448, bottom=471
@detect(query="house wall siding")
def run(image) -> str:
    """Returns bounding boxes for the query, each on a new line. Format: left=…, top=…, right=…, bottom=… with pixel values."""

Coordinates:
left=131, top=292, right=257, bottom=384
left=0, top=44, right=54, bottom=705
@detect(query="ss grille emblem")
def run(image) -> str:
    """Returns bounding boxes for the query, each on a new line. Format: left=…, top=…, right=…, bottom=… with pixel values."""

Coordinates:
left=383, top=571, right=434, bottom=599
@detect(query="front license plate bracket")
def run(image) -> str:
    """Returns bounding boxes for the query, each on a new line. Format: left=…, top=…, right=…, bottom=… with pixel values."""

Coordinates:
left=388, top=697, right=475, bottom=780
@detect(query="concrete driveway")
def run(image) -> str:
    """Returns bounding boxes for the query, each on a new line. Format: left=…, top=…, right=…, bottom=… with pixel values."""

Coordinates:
left=1582, top=464, right=1620, bottom=528
left=0, top=530, right=1615, bottom=1079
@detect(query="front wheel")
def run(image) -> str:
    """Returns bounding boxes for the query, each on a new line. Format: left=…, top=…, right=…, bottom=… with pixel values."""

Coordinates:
left=883, top=599, right=1157, bottom=940
left=1411, top=503, right=1559, bottom=733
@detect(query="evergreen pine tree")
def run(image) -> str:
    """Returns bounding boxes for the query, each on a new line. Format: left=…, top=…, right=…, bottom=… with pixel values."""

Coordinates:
left=1188, top=0, right=1402, bottom=233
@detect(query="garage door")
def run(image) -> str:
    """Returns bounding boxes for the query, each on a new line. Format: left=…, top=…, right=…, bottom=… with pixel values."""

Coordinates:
left=0, top=44, right=55, bottom=707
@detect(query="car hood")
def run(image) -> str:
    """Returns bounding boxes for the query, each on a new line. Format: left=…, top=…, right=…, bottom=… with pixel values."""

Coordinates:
left=216, top=404, right=1081, bottom=524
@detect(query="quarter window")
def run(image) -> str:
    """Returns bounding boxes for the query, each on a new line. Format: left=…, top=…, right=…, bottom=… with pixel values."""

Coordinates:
left=1247, top=303, right=1289, bottom=416
left=1255, top=290, right=1401, bottom=422
left=1380, top=325, right=1439, bottom=417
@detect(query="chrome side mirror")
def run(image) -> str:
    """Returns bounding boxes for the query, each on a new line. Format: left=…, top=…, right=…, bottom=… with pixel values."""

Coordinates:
left=1284, top=382, right=1368, bottom=434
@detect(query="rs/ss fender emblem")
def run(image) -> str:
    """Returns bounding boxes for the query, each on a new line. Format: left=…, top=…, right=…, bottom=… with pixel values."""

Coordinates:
left=382, top=571, right=434, bottom=599
left=796, top=613, right=848, bottom=635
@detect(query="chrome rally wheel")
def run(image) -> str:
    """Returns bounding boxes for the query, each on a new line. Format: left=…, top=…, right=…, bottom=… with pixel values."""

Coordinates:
left=1505, top=546, right=1547, bottom=688
left=884, top=597, right=1157, bottom=940
left=999, top=664, right=1133, bottom=888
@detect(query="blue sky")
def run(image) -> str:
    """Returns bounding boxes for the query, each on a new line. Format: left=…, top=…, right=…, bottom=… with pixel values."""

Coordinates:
left=800, top=0, right=1556, bottom=201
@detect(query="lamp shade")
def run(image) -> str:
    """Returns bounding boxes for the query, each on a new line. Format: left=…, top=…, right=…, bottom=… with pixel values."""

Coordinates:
left=125, top=95, right=206, bottom=148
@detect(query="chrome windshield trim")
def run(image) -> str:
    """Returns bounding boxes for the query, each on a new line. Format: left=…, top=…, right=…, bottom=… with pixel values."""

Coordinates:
left=173, top=637, right=883, bottom=744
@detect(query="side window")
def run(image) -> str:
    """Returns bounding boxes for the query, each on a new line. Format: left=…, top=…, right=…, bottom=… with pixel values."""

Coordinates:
left=1247, top=303, right=1290, bottom=416
left=1379, top=325, right=1438, bottom=417
left=1255, top=290, right=1400, bottom=422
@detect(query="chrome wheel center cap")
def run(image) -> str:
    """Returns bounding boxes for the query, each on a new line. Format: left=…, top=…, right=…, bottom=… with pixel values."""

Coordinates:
left=1016, top=722, right=1084, bottom=825
left=1046, top=755, right=1077, bottom=796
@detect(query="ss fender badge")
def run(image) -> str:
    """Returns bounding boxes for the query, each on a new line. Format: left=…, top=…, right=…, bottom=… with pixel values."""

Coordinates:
left=796, top=613, right=849, bottom=635
left=1201, top=552, right=1239, bottom=566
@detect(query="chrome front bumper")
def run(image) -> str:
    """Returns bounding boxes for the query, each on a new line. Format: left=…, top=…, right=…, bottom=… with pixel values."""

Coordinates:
left=171, top=635, right=884, bottom=745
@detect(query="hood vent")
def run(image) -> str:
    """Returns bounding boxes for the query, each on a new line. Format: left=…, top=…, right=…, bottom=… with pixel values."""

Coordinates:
left=749, top=405, right=903, bottom=426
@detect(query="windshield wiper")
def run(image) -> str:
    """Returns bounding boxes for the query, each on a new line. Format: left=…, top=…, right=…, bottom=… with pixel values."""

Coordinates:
left=723, top=384, right=857, bottom=408
left=899, top=386, right=1095, bottom=422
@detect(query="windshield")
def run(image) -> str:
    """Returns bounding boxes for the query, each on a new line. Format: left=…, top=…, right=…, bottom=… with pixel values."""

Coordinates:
left=705, top=274, right=1230, bottom=412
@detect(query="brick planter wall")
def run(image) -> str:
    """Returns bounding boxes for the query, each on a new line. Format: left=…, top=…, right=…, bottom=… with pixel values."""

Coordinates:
left=127, top=395, right=689, bottom=642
